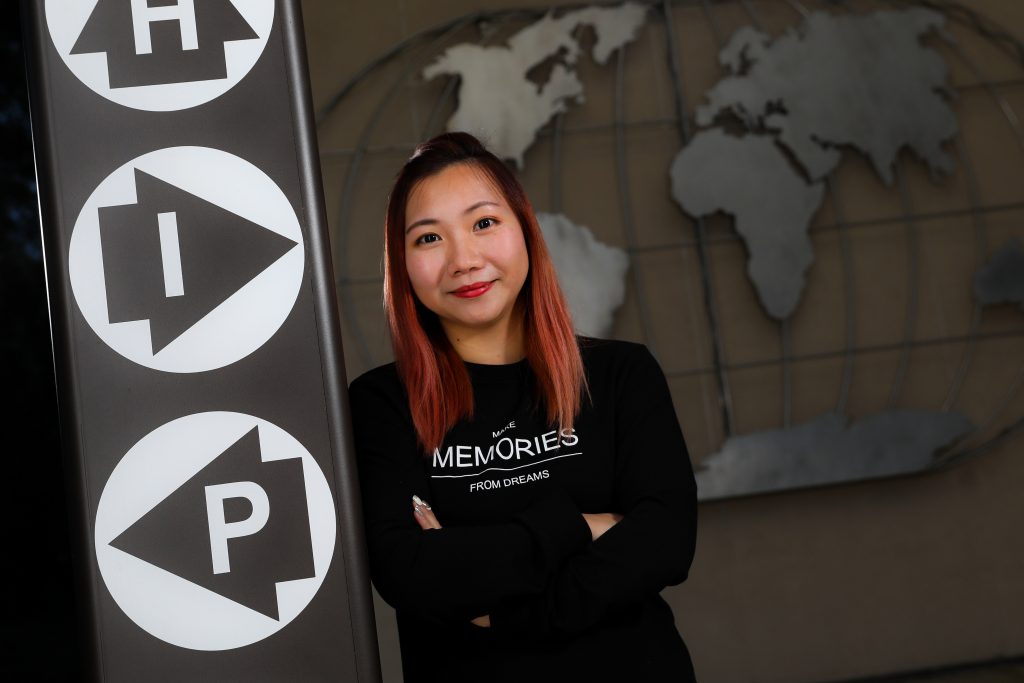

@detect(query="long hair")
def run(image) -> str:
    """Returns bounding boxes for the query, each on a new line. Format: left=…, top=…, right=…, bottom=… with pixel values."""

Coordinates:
left=383, top=132, right=585, bottom=454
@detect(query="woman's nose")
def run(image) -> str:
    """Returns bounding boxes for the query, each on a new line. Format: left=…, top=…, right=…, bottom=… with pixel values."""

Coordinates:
left=448, top=234, right=483, bottom=275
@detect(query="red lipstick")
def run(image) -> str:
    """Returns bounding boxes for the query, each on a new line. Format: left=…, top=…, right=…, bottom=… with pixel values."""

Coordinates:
left=451, top=281, right=493, bottom=298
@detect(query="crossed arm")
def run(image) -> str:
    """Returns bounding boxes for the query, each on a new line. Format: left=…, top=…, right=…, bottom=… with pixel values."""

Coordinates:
left=410, top=494, right=623, bottom=628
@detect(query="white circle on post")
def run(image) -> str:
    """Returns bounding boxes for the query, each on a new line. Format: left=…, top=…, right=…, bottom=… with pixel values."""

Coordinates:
left=94, top=412, right=337, bottom=651
left=68, top=146, right=304, bottom=373
left=45, top=0, right=275, bottom=111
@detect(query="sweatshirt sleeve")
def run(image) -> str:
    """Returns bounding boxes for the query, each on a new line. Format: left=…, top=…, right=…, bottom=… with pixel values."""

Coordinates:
left=349, top=370, right=592, bottom=624
left=489, top=344, right=698, bottom=639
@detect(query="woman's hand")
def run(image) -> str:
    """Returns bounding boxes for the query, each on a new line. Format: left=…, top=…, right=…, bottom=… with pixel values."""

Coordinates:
left=412, top=495, right=491, bottom=628
left=582, top=512, right=623, bottom=541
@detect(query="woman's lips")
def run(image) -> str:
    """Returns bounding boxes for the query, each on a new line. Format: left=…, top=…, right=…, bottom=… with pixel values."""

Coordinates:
left=451, top=281, right=493, bottom=298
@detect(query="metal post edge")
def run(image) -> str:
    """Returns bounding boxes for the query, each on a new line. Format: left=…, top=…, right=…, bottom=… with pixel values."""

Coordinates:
left=19, top=0, right=104, bottom=680
left=278, top=1, right=383, bottom=681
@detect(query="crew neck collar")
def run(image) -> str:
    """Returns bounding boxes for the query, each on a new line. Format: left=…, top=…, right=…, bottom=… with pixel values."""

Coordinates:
left=463, top=357, right=530, bottom=384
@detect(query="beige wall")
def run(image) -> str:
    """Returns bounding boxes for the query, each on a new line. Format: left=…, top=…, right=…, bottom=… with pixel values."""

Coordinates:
left=302, top=1, right=1024, bottom=680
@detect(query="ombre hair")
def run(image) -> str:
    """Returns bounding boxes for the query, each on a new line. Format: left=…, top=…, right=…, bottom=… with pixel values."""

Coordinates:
left=383, top=132, right=585, bottom=454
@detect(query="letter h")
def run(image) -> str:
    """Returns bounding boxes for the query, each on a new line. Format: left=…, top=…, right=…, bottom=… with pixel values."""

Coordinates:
left=130, top=0, right=198, bottom=55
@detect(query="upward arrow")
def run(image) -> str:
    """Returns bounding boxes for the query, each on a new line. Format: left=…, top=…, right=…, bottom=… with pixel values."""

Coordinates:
left=110, top=427, right=316, bottom=620
left=71, top=0, right=259, bottom=89
left=98, top=168, right=298, bottom=354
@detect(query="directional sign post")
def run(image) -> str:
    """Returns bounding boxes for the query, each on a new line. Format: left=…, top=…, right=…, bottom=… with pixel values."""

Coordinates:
left=95, top=412, right=333, bottom=651
left=69, top=146, right=305, bottom=371
left=22, top=0, right=380, bottom=680
left=46, top=0, right=274, bottom=110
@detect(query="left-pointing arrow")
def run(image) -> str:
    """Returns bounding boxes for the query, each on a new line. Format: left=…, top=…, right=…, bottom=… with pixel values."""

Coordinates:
left=109, top=427, right=315, bottom=620
left=98, top=169, right=298, bottom=354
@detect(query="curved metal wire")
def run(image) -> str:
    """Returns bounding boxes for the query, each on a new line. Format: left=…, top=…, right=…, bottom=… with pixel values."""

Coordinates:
left=769, top=0, right=820, bottom=429
left=661, top=0, right=735, bottom=437
left=421, top=15, right=512, bottom=146
left=778, top=0, right=921, bottom=414
left=935, top=36, right=1024, bottom=443
left=550, top=112, right=565, bottom=213
left=934, top=411, right=1024, bottom=470
left=877, top=0, right=1024, bottom=451
left=698, top=0, right=725, bottom=46
left=910, top=0, right=1024, bottom=67
left=898, top=0, right=1024, bottom=154
left=422, top=75, right=461, bottom=139
left=780, top=319, right=792, bottom=427
left=614, top=46, right=659, bottom=357
left=885, top=167, right=921, bottom=410
left=826, top=175, right=857, bottom=416
left=316, top=8, right=546, bottom=124
left=974, top=362, right=1024, bottom=435
left=736, top=0, right=798, bottom=428
left=663, top=327, right=1024, bottom=379
left=939, top=139, right=987, bottom=414
left=317, top=15, right=469, bottom=125
left=782, top=0, right=812, bottom=20
left=738, top=0, right=765, bottom=29
left=547, top=0, right=582, bottom=217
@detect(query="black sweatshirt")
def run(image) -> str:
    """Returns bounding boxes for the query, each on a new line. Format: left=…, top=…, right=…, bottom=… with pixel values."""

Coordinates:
left=348, top=338, right=698, bottom=682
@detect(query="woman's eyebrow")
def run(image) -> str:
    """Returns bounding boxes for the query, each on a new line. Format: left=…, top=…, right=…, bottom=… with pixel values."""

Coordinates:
left=406, top=200, right=501, bottom=233
left=463, top=200, right=500, bottom=215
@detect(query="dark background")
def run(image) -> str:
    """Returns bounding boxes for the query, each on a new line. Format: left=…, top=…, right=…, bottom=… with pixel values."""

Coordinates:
left=4, top=2, right=83, bottom=679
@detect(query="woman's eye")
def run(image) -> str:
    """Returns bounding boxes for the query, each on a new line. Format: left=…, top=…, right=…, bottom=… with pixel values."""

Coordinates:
left=414, top=233, right=440, bottom=245
left=475, top=217, right=498, bottom=230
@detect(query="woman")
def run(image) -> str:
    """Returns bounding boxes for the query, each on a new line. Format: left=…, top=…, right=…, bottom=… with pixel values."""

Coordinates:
left=349, top=132, right=698, bottom=682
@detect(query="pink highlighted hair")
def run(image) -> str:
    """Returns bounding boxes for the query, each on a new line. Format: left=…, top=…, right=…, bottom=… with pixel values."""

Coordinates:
left=382, top=132, right=585, bottom=454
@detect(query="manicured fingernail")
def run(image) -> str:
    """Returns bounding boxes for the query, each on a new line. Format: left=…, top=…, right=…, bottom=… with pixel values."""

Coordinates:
left=413, top=506, right=424, bottom=516
left=413, top=495, right=427, bottom=507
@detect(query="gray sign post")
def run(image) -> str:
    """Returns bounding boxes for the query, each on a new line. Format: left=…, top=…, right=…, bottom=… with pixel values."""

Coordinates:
left=22, top=0, right=381, bottom=679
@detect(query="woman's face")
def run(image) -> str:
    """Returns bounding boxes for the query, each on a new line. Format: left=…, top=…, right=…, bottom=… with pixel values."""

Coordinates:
left=404, top=163, right=530, bottom=340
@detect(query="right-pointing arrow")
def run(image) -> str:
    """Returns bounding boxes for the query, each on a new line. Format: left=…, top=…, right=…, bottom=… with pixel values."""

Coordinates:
left=98, top=168, right=298, bottom=353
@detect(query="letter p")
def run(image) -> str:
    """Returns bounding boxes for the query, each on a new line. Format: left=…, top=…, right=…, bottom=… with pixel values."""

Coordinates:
left=205, top=481, right=270, bottom=575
